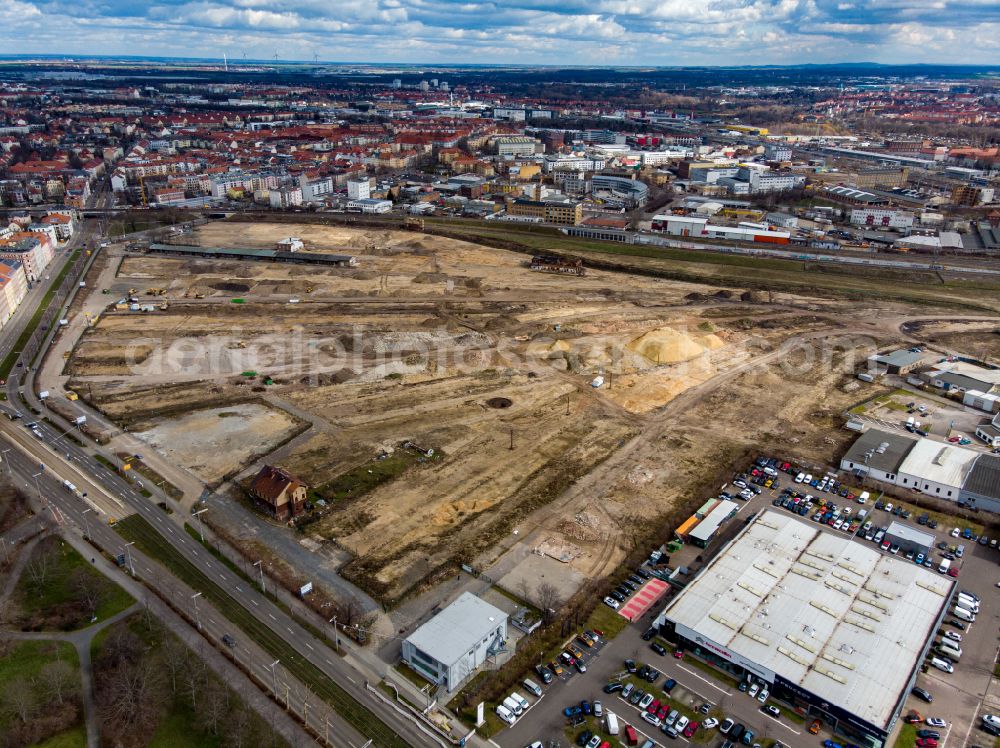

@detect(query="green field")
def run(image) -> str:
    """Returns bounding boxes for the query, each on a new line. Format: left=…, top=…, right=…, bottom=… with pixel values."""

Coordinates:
left=116, top=514, right=409, bottom=748
left=11, top=535, right=134, bottom=630
left=0, top=248, right=83, bottom=379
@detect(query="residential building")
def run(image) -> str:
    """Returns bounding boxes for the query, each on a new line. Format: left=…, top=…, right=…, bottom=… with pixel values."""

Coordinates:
left=492, top=136, right=539, bottom=157
left=0, top=259, right=28, bottom=330
left=346, top=177, right=372, bottom=201
left=0, top=234, right=54, bottom=281
left=248, top=465, right=309, bottom=521
left=269, top=186, right=303, bottom=209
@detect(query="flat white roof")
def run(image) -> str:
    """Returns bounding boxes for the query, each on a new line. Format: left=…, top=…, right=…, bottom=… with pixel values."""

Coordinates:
left=662, top=510, right=951, bottom=730
left=405, top=592, right=507, bottom=667
left=688, top=499, right=740, bottom=542
left=898, top=439, right=978, bottom=488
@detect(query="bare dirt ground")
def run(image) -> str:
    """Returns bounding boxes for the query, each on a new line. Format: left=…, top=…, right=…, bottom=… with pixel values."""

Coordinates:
left=132, top=402, right=303, bottom=484
left=64, top=220, right=955, bottom=607
left=904, top=319, right=1000, bottom=361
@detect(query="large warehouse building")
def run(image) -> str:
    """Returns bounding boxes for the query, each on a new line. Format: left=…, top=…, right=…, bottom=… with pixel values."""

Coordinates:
left=655, top=510, right=953, bottom=748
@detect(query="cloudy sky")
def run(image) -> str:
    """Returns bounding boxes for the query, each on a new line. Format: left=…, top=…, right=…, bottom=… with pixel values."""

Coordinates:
left=1, top=0, right=998, bottom=66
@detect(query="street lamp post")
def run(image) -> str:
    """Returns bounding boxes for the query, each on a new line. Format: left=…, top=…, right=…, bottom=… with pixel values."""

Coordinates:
left=191, top=591, right=202, bottom=630
left=1, top=448, right=12, bottom=476
left=268, top=659, right=280, bottom=697
left=192, top=507, right=208, bottom=542
left=328, top=616, right=341, bottom=652
left=82, top=507, right=92, bottom=541
left=253, top=559, right=266, bottom=594
left=124, top=541, right=136, bottom=576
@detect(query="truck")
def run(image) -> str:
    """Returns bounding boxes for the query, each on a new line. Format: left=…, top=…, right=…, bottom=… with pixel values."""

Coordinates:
left=938, top=558, right=951, bottom=574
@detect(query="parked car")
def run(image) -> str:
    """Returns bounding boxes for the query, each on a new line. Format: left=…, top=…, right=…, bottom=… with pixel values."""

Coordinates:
left=719, top=719, right=735, bottom=734
left=651, top=642, right=667, bottom=656
left=762, top=705, right=780, bottom=718
left=912, top=687, right=933, bottom=703
left=536, top=664, right=553, bottom=684
left=809, top=719, right=822, bottom=734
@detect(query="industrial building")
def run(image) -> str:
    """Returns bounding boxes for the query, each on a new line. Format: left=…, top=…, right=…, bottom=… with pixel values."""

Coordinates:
left=866, top=349, right=925, bottom=375
left=655, top=510, right=953, bottom=748
left=147, top=243, right=358, bottom=267
left=687, top=499, right=740, bottom=547
left=401, top=592, right=508, bottom=692
left=883, top=521, right=933, bottom=557
left=840, top=427, right=1000, bottom=512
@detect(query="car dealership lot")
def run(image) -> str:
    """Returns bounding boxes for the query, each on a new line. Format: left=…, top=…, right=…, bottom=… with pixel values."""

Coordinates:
left=494, top=455, right=999, bottom=748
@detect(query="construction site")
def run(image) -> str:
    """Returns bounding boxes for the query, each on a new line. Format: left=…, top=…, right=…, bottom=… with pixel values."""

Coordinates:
left=55, top=218, right=996, bottom=611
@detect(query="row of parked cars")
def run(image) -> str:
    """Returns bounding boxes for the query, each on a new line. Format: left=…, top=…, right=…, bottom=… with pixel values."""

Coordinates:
left=603, top=566, right=653, bottom=611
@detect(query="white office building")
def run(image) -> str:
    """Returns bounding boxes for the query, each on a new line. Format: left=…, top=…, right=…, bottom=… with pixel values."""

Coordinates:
left=401, top=592, right=508, bottom=691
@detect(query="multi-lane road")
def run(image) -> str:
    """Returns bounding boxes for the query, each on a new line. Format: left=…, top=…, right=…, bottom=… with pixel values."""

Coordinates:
left=0, top=225, right=446, bottom=748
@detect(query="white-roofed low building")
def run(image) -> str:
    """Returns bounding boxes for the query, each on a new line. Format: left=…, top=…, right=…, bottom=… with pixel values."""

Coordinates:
left=401, top=592, right=508, bottom=692
left=654, top=510, right=952, bottom=748
left=897, top=439, right=978, bottom=501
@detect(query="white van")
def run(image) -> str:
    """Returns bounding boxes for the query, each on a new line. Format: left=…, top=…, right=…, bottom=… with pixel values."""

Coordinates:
left=502, top=696, right=522, bottom=716
left=938, top=642, right=962, bottom=658
left=938, top=558, right=951, bottom=574
left=522, top=678, right=542, bottom=697
left=930, top=657, right=954, bottom=674
left=511, top=692, right=530, bottom=713
left=858, top=491, right=870, bottom=504
left=495, top=704, right=516, bottom=725
left=957, top=593, right=980, bottom=612
left=606, top=712, right=620, bottom=735
left=953, top=606, right=975, bottom=622
left=955, top=598, right=978, bottom=615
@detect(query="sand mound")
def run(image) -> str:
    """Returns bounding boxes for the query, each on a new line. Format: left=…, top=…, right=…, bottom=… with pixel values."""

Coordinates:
left=627, top=327, right=724, bottom=365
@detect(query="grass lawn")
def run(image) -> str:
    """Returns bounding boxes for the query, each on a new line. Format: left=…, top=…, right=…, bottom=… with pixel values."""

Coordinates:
left=894, top=722, right=917, bottom=748
left=148, top=707, right=221, bottom=748
left=584, top=602, right=630, bottom=639
left=32, top=726, right=87, bottom=748
left=12, top=535, right=134, bottom=630
left=313, top=448, right=439, bottom=504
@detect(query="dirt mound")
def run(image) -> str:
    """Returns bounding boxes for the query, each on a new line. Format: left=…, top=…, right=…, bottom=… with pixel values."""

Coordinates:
left=740, top=290, right=765, bottom=302
left=413, top=272, right=450, bottom=284
left=627, top=327, right=725, bottom=365
left=713, top=290, right=733, bottom=299
left=211, top=281, right=251, bottom=293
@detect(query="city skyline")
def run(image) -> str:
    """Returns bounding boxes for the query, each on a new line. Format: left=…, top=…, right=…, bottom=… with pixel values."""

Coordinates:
left=1, top=0, right=999, bottom=67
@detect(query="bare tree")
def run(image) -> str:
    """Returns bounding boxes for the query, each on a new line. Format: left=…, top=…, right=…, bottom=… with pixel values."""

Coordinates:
left=536, top=581, right=562, bottom=619
left=516, top=578, right=531, bottom=604
left=2, top=676, right=38, bottom=723
left=24, top=546, right=52, bottom=590
left=225, top=703, right=254, bottom=748
left=73, top=567, right=105, bottom=618
left=158, top=636, right=190, bottom=696
left=40, top=660, right=78, bottom=705
left=181, top=648, right=208, bottom=709
left=195, top=678, right=230, bottom=736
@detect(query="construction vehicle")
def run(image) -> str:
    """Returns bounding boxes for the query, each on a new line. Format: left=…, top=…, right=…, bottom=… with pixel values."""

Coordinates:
left=128, top=288, right=137, bottom=295
left=66, top=392, right=78, bottom=401
left=403, top=217, right=425, bottom=232
left=305, top=286, right=314, bottom=294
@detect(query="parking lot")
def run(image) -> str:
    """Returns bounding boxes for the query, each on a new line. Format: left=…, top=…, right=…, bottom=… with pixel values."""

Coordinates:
left=490, top=454, right=1000, bottom=748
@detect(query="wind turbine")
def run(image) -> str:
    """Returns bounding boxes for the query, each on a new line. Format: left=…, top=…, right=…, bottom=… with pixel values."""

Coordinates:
left=313, top=53, right=319, bottom=64
left=242, top=49, right=247, bottom=62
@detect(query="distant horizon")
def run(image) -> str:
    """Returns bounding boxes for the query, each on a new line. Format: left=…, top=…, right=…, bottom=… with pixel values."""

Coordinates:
left=0, top=1, right=998, bottom=68
left=0, top=53, right=997, bottom=73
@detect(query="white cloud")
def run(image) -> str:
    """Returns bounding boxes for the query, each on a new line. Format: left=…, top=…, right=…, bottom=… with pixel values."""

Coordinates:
left=0, top=0, right=998, bottom=64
